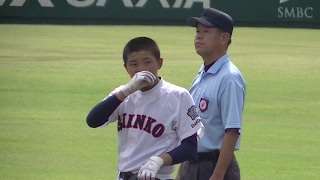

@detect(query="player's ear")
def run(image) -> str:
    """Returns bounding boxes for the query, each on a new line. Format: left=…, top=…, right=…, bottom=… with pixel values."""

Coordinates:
left=158, top=58, right=163, bottom=69
left=123, top=63, right=129, bottom=74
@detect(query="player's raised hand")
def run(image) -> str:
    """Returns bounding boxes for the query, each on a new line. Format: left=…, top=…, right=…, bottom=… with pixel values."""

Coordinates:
left=120, top=71, right=156, bottom=97
left=138, top=156, right=164, bottom=180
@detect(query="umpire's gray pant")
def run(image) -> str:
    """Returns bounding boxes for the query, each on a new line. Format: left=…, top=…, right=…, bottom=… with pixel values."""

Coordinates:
left=180, top=154, right=240, bottom=180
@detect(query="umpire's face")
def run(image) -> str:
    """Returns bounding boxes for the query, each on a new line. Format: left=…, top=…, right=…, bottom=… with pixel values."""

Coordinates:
left=124, top=50, right=163, bottom=79
left=194, top=24, right=230, bottom=61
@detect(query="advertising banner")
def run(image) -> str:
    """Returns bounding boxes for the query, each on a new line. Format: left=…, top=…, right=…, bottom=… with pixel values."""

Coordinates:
left=0, top=0, right=319, bottom=23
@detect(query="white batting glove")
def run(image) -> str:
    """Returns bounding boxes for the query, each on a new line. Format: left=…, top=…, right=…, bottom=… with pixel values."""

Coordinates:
left=120, top=71, right=156, bottom=97
left=138, top=156, right=164, bottom=180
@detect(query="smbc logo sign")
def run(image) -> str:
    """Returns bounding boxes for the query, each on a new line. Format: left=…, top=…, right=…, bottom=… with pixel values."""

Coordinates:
left=0, top=0, right=211, bottom=8
left=278, top=0, right=313, bottom=18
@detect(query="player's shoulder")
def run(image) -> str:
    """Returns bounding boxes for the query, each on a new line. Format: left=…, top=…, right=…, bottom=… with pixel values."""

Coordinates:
left=161, top=79, right=190, bottom=95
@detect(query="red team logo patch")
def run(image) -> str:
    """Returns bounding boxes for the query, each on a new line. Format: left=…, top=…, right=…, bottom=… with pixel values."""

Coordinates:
left=199, top=98, right=209, bottom=112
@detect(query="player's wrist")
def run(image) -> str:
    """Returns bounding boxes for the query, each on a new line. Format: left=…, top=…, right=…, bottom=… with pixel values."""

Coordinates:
left=119, top=82, right=135, bottom=97
left=138, top=156, right=164, bottom=179
left=119, top=87, right=132, bottom=97
left=150, top=156, right=164, bottom=167
left=116, top=90, right=127, bottom=101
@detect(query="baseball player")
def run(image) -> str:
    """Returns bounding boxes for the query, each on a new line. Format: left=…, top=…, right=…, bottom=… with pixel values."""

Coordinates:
left=86, top=37, right=204, bottom=180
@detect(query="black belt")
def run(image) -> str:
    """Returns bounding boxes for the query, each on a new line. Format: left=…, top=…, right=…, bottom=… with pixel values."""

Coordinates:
left=119, top=172, right=172, bottom=180
left=188, top=150, right=220, bottom=163
left=119, top=172, right=137, bottom=180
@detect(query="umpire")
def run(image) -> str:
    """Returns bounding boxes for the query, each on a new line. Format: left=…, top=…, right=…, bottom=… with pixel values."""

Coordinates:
left=176, top=7, right=246, bottom=180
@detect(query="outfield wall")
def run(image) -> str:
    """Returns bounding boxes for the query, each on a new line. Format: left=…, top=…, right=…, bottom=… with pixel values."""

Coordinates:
left=0, top=0, right=319, bottom=25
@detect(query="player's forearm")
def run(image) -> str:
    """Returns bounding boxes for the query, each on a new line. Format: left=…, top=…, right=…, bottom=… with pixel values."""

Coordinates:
left=155, top=134, right=197, bottom=167
left=115, top=90, right=126, bottom=101
left=159, top=153, right=173, bottom=166
left=86, top=94, right=122, bottom=128
left=166, top=134, right=197, bottom=165
left=212, top=129, right=239, bottom=179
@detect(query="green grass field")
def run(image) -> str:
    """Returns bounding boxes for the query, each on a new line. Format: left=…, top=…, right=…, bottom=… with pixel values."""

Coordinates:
left=1, top=24, right=320, bottom=180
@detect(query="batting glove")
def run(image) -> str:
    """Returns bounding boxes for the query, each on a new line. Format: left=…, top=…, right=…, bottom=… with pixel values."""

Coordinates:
left=138, top=156, right=164, bottom=180
left=120, top=71, right=156, bottom=97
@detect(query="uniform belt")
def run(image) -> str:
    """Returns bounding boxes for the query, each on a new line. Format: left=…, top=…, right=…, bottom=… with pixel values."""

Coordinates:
left=119, top=172, right=137, bottom=180
left=119, top=172, right=171, bottom=180
left=188, top=150, right=220, bottom=163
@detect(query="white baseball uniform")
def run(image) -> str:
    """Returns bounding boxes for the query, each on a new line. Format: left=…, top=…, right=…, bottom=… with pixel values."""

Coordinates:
left=100, top=78, right=203, bottom=179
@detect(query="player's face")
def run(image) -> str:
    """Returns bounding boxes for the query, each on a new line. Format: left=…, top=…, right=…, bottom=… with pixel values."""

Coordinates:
left=124, top=50, right=162, bottom=79
left=194, top=24, right=229, bottom=58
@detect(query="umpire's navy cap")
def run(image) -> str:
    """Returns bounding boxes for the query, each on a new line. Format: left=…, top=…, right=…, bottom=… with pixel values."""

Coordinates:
left=187, top=8, right=233, bottom=36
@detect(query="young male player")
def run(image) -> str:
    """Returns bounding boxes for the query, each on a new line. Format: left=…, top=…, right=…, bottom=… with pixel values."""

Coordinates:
left=86, top=37, right=203, bottom=180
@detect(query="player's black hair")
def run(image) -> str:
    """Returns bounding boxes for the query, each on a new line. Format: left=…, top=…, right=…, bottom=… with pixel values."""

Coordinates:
left=122, top=37, right=161, bottom=64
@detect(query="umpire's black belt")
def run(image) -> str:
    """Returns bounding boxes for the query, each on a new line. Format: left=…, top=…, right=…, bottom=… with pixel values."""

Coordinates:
left=188, top=150, right=220, bottom=163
